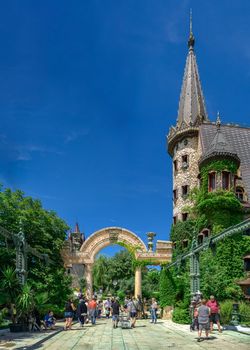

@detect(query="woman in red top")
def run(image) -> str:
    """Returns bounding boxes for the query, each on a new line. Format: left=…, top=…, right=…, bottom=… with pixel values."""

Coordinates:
left=206, top=295, right=222, bottom=333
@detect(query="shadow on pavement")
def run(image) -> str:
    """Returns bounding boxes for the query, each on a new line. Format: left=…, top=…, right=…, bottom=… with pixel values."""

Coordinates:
left=14, top=327, right=63, bottom=350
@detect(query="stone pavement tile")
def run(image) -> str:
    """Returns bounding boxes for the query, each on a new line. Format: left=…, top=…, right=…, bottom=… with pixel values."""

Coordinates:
left=6, top=318, right=250, bottom=350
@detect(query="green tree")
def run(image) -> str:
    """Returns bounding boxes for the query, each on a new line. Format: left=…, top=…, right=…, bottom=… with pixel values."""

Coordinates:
left=142, top=268, right=160, bottom=299
left=0, top=186, right=72, bottom=309
left=159, top=267, right=176, bottom=307
left=93, top=249, right=135, bottom=295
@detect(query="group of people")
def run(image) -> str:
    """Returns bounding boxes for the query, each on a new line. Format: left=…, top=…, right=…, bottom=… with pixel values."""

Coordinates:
left=191, top=295, right=222, bottom=342
left=63, top=295, right=159, bottom=330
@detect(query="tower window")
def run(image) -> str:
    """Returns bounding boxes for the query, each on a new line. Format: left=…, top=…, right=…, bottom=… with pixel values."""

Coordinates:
left=181, top=155, right=188, bottom=169
left=182, top=185, right=189, bottom=197
left=182, top=213, right=188, bottom=221
left=222, top=171, right=230, bottom=190
left=182, top=239, right=188, bottom=248
left=198, top=233, right=204, bottom=245
left=174, top=160, right=178, bottom=172
left=173, top=216, right=177, bottom=225
left=236, top=187, right=244, bottom=202
left=202, top=229, right=210, bottom=238
left=173, top=189, right=178, bottom=202
left=208, top=172, right=216, bottom=192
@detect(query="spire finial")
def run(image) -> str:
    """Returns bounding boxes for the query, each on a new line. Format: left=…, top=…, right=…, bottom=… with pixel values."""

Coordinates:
left=190, top=8, right=193, bottom=34
left=188, top=9, right=195, bottom=49
left=216, top=111, right=221, bottom=129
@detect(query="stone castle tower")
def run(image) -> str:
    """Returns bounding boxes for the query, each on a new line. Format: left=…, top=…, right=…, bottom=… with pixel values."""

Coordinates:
left=167, top=18, right=250, bottom=227
left=167, top=20, right=208, bottom=223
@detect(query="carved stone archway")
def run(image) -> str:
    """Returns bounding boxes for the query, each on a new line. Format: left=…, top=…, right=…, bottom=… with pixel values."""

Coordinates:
left=62, top=226, right=172, bottom=299
left=79, top=227, right=147, bottom=298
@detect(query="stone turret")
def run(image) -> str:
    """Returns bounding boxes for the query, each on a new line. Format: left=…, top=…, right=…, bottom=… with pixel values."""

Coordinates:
left=199, top=114, right=240, bottom=192
left=167, top=16, right=209, bottom=223
left=67, top=223, right=85, bottom=252
left=199, top=114, right=240, bottom=170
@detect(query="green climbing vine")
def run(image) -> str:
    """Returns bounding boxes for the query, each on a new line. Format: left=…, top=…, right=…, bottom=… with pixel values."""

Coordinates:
left=116, top=241, right=166, bottom=268
left=170, top=156, right=249, bottom=304
left=199, top=159, right=238, bottom=196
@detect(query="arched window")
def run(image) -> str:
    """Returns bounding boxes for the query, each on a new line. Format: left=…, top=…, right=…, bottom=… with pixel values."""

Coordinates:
left=222, top=171, right=230, bottom=190
left=174, top=160, right=178, bottom=173
left=182, top=185, right=189, bottom=198
left=208, top=172, right=216, bottom=192
left=236, top=187, right=244, bottom=202
left=182, top=239, right=188, bottom=248
left=181, top=155, right=189, bottom=169
left=182, top=213, right=188, bottom=221
left=173, top=189, right=178, bottom=203
left=202, top=229, right=210, bottom=239
left=198, top=233, right=204, bottom=245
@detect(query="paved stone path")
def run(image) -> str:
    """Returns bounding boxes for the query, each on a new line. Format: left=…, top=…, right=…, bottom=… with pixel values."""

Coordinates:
left=0, top=319, right=250, bottom=349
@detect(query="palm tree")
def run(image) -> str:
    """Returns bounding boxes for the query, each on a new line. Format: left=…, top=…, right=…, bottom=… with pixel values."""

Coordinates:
left=0, top=266, right=21, bottom=305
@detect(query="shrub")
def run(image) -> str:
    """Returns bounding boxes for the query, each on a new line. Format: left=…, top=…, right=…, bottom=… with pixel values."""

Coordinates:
left=220, top=300, right=233, bottom=324
left=0, top=308, right=8, bottom=327
left=159, top=267, right=176, bottom=307
left=239, top=301, right=250, bottom=326
left=172, top=307, right=191, bottom=324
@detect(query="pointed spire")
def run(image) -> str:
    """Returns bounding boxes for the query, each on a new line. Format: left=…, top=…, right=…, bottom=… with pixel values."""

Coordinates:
left=216, top=111, right=221, bottom=129
left=74, top=222, right=80, bottom=233
left=176, top=11, right=208, bottom=128
left=188, top=9, right=195, bottom=49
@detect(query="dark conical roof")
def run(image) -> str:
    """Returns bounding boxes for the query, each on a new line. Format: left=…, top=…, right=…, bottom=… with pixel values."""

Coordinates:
left=199, top=114, right=240, bottom=169
left=176, top=14, right=208, bottom=128
left=167, top=14, right=208, bottom=155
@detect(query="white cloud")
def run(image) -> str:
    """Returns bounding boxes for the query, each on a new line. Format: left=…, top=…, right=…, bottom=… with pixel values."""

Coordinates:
left=64, top=128, right=90, bottom=144
left=15, top=144, right=63, bottom=161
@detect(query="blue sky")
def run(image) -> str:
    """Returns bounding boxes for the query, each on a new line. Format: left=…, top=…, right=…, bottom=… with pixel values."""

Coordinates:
left=1, top=1, right=250, bottom=253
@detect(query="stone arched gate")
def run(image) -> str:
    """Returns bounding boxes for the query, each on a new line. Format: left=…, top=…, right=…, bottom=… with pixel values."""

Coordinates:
left=62, top=226, right=172, bottom=298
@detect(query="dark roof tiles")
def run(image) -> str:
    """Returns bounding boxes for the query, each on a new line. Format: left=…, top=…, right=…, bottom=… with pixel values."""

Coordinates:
left=200, top=123, right=250, bottom=196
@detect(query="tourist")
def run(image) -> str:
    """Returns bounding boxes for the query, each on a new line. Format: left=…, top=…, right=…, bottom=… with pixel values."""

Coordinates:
left=206, top=295, right=222, bottom=333
left=77, top=298, right=87, bottom=327
left=97, top=300, right=103, bottom=318
left=64, top=299, right=76, bottom=330
left=111, top=297, right=120, bottom=329
left=127, top=297, right=138, bottom=328
left=190, top=300, right=200, bottom=331
left=150, top=298, right=158, bottom=324
left=88, top=296, right=97, bottom=325
left=197, top=299, right=210, bottom=342
left=137, top=295, right=143, bottom=319
left=104, top=298, right=111, bottom=318
left=84, top=299, right=89, bottom=324
left=142, top=298, right=148, bottom=319
left=44, top=310, right=56, bottom=330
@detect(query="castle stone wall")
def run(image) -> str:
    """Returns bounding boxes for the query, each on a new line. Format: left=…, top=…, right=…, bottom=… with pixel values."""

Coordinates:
left=172, top=135, right=201, bottom=221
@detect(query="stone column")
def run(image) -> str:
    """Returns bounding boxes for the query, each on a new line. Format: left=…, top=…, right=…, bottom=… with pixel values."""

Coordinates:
left=134, top=266, right=142, bottom=298
left=85, top=263, right=93, bottom=299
